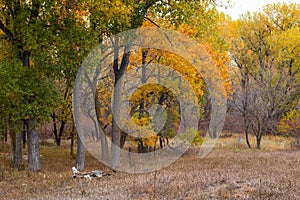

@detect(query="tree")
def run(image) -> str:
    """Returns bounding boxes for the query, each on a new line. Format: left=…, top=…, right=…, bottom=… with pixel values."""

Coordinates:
left=279, top=109, right=300, bottom=149
left=228, top=2, right=300, bottom=149
left=0, top=0, right=86, bottom=170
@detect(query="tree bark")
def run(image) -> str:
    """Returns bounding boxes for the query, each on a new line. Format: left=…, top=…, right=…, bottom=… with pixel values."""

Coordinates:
left=51, top=112, right=59, bottom=146
left=100, top=130, right=109, bottom=161
left=76, top=134, right=85, bottom=171
left=111, top=42, right=131, bottom=169
left=245, top=129, right=252, bottom=149
left=22, top=122, right=26, bottom=149
left=256, top=135, right=262, bottom=149
left=13, top=130, right=23, bottom=169
left=111, top=97, right=121, bottom=168
left=4, top=125, right=7, bottom=143
left=120, top=131, right=127, bottom=149
left=57, top=119, right=66, bottom=146
left=26, top=119, right=41, bottom=171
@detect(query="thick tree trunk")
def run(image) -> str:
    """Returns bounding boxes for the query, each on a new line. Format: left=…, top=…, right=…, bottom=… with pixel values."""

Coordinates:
left=10, top=131, right=16, bottom=154
left=76, top=134, right=85, bottom=171
left=74, top=67, right=85, bottom=171
left=111, top=112, right=121, bottom=169
left=111, top=42, right=131, bottom=169
left=26, top=119, right=41, bottom=171
left=22, top=122, right=26, bottom=149
left=111, top=73, right=123, bottom=168
left=13, top=130, right=23, bottom=169
left=100, top=131, right=109, bottom=161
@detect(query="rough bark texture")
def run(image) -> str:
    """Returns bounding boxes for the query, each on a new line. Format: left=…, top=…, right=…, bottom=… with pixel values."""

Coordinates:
left=22, top=122, right=26, bottom=149
left=26, top=119, right=41, bottom=171
left=256, top=135, right=262, bottom=150
left=111, top=43, right=131, bottom=169
left=74, top=66, right=85, bottom=171
left=76, top=135, right=85, bottom=171
left=111, top=80, right=122, bottom=169
left=57, top=120, right=66, bottom=146
left=13, top=130, right=23, bottom=169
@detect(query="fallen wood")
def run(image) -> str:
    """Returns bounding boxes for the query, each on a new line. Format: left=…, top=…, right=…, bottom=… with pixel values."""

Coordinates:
left=72, top=167, right=111, bottom=180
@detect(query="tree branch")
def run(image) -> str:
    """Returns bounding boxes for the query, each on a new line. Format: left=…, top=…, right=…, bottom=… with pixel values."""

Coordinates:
left=0, top=20, right=13, bottom=40
left=145, top=17, right=160, bottom=28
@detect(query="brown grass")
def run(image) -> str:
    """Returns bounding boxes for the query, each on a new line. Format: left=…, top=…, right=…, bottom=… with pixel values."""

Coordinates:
left=0, top=135, right=299, bottom=200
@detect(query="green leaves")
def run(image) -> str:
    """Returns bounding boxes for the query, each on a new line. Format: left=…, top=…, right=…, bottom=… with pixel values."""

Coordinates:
left=0, top=60, right=60, bottom=123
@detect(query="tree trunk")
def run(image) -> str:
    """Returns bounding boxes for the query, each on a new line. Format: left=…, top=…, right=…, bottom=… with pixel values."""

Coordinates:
left=10, top=131, right=16, bottom=154
left=57, top=120, right=66, bottom=146
left=74, top=67, right=85, bottom=171
left=120, top=131, right=127, bottom=149
left=111, top=112, right=121, bottom=169
left=100, top=131, right=109, bottom=161
left=245, top=129, right=252, bottom=149
left=51, top=113, right=59, bottom=146
left=76, top=133, right=85, bottom=171
left=111, top=41, right=131, bottom=169
left=26, top=119, right=41, bottom=171
left=13, top=130, right=23, bottom=169
left=22, top=122, right=26, bottom=149
left=4, top=126, right=7, bottom=143
left=256, top=135, right=262, bottom=149
left=2, top=118, right=8, bottom=143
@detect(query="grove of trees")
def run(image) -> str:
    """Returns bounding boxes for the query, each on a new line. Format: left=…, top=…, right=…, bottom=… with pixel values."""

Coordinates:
left=0, top=0, right=299, bottom=172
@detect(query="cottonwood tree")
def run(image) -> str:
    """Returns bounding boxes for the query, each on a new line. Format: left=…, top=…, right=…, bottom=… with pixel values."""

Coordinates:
left=47, top=1, right=97, bottom=170
left=228, top=2, right=300, bottom=149
left=77, top=0, right=230, bottom=170
left=279, top=109, right=300, bottom=149
left=0, top=1, right=66, bottom=170
left=0, top=0, right=93, bottom=170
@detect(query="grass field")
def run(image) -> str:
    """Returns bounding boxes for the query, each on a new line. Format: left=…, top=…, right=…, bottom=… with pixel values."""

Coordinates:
left=0, top=134, right=299, bottom=199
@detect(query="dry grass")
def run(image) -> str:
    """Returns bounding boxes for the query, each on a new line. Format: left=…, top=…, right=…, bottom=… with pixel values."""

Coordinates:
left=0, top=135, right=299, bottom=200
left=216, top=133, right=294, bottom=152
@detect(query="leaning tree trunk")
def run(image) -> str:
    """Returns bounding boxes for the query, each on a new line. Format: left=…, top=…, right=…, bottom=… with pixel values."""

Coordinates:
left=244, top=119, right=252, bottom=149
left=245, top=130, right=252, bottom=149
left=25, top=119, right=41, bottom=171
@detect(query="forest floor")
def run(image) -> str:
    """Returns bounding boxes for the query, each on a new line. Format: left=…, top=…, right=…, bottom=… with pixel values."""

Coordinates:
left=0, top=134, right=299, bottom=200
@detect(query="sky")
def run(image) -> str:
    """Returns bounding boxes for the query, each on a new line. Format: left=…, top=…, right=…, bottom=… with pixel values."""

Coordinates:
left=218, top=0, right=300, bottom=20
